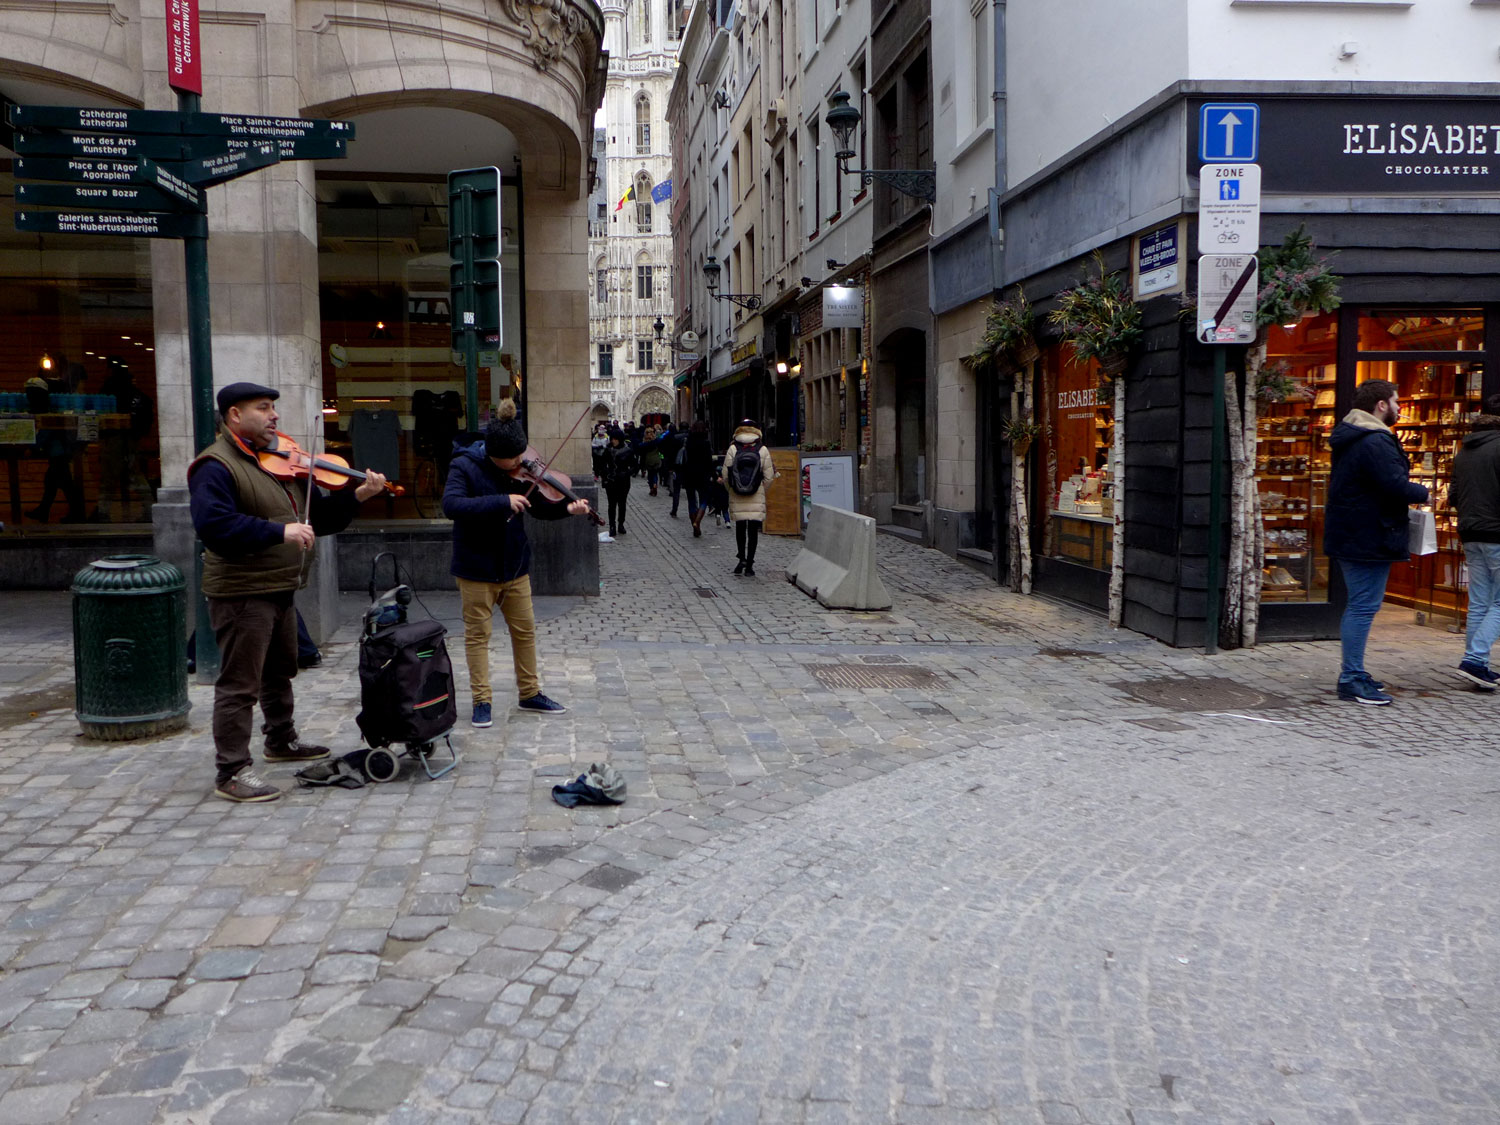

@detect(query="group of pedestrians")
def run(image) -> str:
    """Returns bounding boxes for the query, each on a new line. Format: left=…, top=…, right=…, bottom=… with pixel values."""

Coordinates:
left=588, top=416, right=775, bottom=574
left=1326, top=379, right=1500, bottom=704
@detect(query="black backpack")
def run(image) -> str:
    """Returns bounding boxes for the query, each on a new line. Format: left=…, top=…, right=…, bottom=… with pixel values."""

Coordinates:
left=727, top=440, right=764, bottom=495
left=356, top=617, right=457, bottom=748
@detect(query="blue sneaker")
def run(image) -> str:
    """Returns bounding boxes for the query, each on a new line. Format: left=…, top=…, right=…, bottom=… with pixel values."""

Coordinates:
left=517, top=693, right=567, bottom=715
left=1337, top=675, right=1392, bottom=706
left=471, top=702, right=493, bottom=728
left=1456, top=661, right=1500, bottom=691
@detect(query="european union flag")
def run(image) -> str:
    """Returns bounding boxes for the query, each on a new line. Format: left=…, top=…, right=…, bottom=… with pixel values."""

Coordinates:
left=650, top=179, right=672, bottom=204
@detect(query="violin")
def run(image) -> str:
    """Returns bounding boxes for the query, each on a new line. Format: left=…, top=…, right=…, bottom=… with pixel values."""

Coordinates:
left=511, top=446, right=605, bottom=526
left=253, top=433, right=405, bottom=496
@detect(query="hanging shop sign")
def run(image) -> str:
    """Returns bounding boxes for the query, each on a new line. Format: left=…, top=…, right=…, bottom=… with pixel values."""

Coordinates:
left=822, top=285, right=863, bottom=330
left=732, top=340, right=758, bottom=364
left=1191, top=97, right=1500, bottom=193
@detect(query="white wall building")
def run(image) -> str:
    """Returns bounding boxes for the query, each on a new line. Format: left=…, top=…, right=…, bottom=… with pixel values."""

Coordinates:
left=589, top=0, right=684, bottom=422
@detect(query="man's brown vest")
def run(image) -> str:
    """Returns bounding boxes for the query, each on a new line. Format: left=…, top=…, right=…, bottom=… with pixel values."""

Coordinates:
left=190, top=432, right=311, bottom=597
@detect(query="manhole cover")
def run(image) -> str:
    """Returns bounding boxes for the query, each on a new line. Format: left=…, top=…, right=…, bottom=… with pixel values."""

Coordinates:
left=578, top=864, right=642, bottom=893
left=1113, top=676, right=1291, bottom=713
left=693, top=587, right=718, bottom=598
left=810, top=663, right=943, bottom=690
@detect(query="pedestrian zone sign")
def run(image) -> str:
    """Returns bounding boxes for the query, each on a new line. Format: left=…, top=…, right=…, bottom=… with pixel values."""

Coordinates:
left=1199, top=103, right=1259, bottom=163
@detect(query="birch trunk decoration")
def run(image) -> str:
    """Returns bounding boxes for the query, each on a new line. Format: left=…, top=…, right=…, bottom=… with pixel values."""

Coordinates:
left=1240, top=345, right=1266, bottom=647
left=1220, top=360, right=1247, bottom=647
left=1108, top=373, right=1126, bottom=627
left=1008, top=389, right=1022, bottom=592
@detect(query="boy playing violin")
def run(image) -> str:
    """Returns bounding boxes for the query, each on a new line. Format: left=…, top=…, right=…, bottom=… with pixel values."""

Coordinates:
left=189, top=381, right=389, bottom=802
left=443, top=397, right=590, bottom=728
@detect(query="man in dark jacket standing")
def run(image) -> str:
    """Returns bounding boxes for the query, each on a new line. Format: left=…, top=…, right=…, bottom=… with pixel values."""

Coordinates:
left=1448, top=393, right=1500, bottom=690
left=443, top=398, right=589, bottom=728
left=190, top=382, right=388, bottom=801
left=1323, top=378, right=1429, bottom=704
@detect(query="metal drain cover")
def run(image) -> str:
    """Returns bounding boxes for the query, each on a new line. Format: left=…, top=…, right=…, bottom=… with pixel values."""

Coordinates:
left=810, top=663, right=943, bottom=690
left=1113, top=676, right=1291, bottom=713
left=694, top=587, right=718, bottom=598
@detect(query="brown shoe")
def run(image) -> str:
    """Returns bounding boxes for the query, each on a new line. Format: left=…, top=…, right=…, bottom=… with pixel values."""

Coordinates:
left=264, top=738, right=331, bottom=763
left=214, top=767, right=282, bottom=803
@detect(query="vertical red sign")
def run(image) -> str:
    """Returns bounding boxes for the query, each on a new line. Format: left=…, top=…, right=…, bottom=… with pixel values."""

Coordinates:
left=166, top=0, right=201, bottom=95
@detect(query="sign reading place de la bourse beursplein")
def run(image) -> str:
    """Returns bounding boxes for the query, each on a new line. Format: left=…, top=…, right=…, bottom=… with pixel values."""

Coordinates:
left=1190, top=97, right=1500, bottom=194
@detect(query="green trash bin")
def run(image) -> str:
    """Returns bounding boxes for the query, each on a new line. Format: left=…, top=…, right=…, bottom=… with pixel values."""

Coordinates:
left=72, top=555, right=191, bottom=741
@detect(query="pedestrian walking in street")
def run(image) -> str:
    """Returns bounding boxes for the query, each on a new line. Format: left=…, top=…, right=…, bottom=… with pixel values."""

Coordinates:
left=1323, top=379, right=1429, bottom=704
left=442, top=398, right=591, bottom=728
left=680, top=420, right=716, bottom=537
left=723, top=418, right=776, bottom=576
left=642, top=425, right=664, bottom=495
left=189, top=381, right=389, bottom=802
left=597, top=425, right=638, bottom=538
left=1448, top=392, right=1500, bottom=690
left=590, top=422, right=610, bottom=481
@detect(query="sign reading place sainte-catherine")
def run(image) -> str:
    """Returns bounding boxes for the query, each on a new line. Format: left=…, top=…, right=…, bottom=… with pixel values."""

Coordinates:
left=1191, top=97, right=1500, bottom=193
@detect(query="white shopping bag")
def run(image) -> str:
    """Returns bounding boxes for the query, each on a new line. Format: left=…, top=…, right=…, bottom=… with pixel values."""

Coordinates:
left=1408, top=508, right=1437, bottom=556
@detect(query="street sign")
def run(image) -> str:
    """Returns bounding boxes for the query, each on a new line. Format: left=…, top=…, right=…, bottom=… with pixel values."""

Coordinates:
left=16, top=182, right=191, bottom=212
left=177, top=144, right=280, bottom=187
left=1197, top=163, right=1261, bottom=254
left=13, top=130, right=190, bottom=160
left=8, top=104, right=354, bottom=141
left=13, top=156, right=139, bottom=184
left=187, top=135, right=346, bottom=161
left=450, top=258, right=502, bottom=341
left=1199, top=102, right=1259, bottom=163
left=137, top=156, right=204, bottom=208
left=448, top=166, right=502, bottom=260
left=167, top=0, right=202, bottom=95
left=16, top=209, right=207, bottom=239
left=1134, top=223, right=1181, bottom=298
left=1196, top=254, right=1259, bottom=345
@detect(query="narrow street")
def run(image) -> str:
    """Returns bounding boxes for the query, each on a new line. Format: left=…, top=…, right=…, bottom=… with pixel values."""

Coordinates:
left=0, top=492, right=1496, bottom=1124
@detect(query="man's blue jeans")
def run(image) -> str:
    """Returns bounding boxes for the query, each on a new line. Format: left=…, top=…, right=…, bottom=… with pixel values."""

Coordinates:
left=1463, top=542, right=1500, bottom=667
left=1337, top=558, right=1392, bottom=684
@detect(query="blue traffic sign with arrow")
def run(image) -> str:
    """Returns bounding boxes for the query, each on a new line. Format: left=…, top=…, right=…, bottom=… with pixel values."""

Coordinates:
left=1199, top=103, right=1259, bottom=163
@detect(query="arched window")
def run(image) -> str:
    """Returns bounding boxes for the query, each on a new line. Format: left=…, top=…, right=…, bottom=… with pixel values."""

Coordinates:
left=635, top=173, right=654, bottom=233
left=635, top=251, right=654, bottom=301
left=635, top=94, right=652, bottom=155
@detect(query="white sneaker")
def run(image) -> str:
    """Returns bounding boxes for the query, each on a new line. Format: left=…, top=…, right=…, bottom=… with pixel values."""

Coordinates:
left=598, top=532, right=615, bottom=543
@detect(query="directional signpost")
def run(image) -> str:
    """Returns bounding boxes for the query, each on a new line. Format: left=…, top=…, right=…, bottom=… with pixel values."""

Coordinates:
left=1197, top=102, right=1263, bottom=654
left=6, top=0, right=358, bottom=682
left=448, top=166, right=503, bottom=433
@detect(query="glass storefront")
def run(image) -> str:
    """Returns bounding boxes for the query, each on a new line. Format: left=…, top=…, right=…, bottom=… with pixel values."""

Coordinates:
left=0, top=167, right=161, bottom=525
left=1039, top=343, right=1114, bottom=572
left=315, top=173, right=523, bottom=519
left=1258, top=308, right=1489, bottom=622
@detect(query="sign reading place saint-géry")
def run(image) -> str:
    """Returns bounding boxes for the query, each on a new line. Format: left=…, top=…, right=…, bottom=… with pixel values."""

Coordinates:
left=1190, top=98, right=1500, bottom=194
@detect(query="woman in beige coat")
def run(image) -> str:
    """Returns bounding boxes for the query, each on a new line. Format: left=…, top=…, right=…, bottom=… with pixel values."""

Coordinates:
left=722, top=419, right=776, bottom=576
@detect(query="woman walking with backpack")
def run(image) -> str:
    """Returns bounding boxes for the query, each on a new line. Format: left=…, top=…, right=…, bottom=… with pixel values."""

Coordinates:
left=680, top=420, right=717, bottom=537
left=722, top=418, right=776, bottom=576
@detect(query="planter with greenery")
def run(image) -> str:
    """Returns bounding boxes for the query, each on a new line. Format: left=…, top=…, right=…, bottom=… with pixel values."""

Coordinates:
left=968, top=288, right=1040, bottom=375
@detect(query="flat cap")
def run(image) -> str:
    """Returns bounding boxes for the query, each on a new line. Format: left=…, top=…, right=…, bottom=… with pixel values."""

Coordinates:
left=217, top=381, right=279, bottom=415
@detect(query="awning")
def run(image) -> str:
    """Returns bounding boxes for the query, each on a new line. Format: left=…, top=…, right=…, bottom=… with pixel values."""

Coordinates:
left=672, top=370, right=693, bottom=388
left=702, top=355, right=762, bottom=395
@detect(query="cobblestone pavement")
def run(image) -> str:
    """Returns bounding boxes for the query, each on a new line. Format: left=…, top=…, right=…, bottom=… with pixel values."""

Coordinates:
left=0, top=491, right=1496, bottom=1124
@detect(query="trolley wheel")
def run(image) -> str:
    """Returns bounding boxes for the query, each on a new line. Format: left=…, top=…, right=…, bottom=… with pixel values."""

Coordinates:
left=363, top=747, right=400, bottom=783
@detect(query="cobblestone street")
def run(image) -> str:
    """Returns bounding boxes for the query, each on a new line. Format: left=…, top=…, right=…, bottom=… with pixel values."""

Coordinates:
left=0, top=491, right=1497, bottom=1124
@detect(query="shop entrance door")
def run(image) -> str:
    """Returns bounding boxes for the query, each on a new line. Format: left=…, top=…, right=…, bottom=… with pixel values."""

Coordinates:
left=1353, top=310, right=1491, bottom=624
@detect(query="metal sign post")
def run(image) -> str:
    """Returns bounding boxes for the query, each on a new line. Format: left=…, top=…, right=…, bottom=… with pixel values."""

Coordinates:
left=447, top=167, right=503, bottom=434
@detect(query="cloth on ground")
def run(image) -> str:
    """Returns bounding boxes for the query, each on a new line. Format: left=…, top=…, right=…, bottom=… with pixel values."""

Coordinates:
left=552, top=762, right=627, bottom=807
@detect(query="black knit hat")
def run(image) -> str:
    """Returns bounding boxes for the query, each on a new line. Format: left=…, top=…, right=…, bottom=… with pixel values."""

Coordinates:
left=484, top=398, right=527, bottom=459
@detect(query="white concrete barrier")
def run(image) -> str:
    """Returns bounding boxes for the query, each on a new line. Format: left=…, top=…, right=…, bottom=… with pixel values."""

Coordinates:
left=785, top=504, right=893, bottom=610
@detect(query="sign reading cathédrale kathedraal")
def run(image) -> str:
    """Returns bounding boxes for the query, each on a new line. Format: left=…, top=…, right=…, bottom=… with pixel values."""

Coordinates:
left=1190, top=97, right=1500, bottom=193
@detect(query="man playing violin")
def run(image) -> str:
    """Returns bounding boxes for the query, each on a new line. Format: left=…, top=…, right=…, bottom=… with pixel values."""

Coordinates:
left=443, top=397, right=590, bottom=728
left=189, top=381, right=389, bottom=802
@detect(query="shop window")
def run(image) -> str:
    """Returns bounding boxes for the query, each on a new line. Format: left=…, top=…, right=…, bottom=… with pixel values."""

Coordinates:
left=1357, top=309, right=1487, bottom=622
left=1038, top=343, right=1114, bottom=572
left=0, top=164, right=162, bottom=527
left=1257, top=311, right=1338, bottom=604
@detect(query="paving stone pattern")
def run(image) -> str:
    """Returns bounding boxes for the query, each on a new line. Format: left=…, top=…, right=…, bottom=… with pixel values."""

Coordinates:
left=0, top=495, right=1497, bottom=1123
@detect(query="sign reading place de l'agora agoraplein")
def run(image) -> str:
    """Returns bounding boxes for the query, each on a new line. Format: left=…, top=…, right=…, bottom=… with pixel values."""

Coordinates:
left=1190, top=98, right=1500, bottom=194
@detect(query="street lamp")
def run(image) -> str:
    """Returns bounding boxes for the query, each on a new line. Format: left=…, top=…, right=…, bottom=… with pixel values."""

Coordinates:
left=824, top=90, right=936, bottom=204
left=702, top=255, right=761, bottom=310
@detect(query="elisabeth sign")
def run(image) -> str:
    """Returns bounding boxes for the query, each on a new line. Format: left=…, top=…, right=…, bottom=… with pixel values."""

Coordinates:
left=1191, top=97, right=1500, bottom=193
